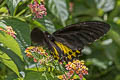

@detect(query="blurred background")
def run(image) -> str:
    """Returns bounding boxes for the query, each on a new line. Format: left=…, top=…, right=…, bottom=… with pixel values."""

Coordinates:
left=0, top=0, right=120, bottom=80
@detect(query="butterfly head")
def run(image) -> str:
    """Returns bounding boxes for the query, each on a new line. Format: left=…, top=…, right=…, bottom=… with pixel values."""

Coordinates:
left=44, top=31, right=55, bottom=41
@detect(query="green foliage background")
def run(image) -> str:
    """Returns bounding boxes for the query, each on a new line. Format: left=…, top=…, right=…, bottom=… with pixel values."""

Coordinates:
left=0, top=0, right=120, bottom=80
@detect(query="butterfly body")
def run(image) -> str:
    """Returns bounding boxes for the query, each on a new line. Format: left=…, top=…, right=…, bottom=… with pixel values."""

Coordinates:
left=31, top=21, right=110, bottom=62
left=43, top=32, right=79, bottom=62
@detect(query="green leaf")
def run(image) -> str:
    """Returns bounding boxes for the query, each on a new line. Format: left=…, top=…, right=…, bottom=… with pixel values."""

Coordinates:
left=104, top=43, right=118, bottom=61
left=73, top=0, right=98, bottom=17
left=109, top=27, right=120, bottom=70
left=0, top=46, right=24, bottom=71
left=0, top=21, right=7, bottom=27
left=3, top=18, right=31, bottom=47
left=44, top=19, right=56, bottom=33
left=45, top=72, right=54, bottom=80
left=0, top=7, right=8, bottom=14
left=83, top=77, right=86, bottom=80
left=24, top=71, right=46, bottom=80
left=108, top=1, right=120, bottom=21
left=0, top=31, right=23, bottom=61
left=114, top=49, right=120, bottom=70
left=32, top=20, right=47, bottom=31
left=95, top=0, right=115, bottom=12
left=115, top=75, right=120, bottom=80
left=90, top=58, right=107, bottom=69
left=103, top=43, right=120, bottom=70
left=48, top=0, right=69, bottom=26
left=108, top=22, right=120, bottom=35
left=108, top=30, right=120, bottom=46
left=5, top=0, right=21, bottom=16
left=0, top=50, right=20, bottom=77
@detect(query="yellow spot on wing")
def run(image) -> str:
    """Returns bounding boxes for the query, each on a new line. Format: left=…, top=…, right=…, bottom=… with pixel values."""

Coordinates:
left=53, top=47, right=59, bottom=56
left=54, top=55, right=59, bottom=59
left=54, top=41, right=81, bottom=60
left=68, top=55, right=72, bottom=60
left=55, top=42, right=62, bottom=50
left=55, top=41, right=72, bottom=54
left=72, top=52, right=76, bottom=57
left=76, top=50, right=80, bottom=53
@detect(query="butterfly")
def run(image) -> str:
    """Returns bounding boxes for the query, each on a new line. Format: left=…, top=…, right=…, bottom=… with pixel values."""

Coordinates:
left=31, top=21, right=110, bottom=62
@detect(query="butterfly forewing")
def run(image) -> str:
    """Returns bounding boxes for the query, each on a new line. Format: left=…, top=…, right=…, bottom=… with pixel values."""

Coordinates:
left=53, top=21, right=110, bottom=50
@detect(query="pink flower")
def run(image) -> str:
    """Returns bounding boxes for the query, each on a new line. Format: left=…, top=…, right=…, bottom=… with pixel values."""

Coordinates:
left=65, top=60, right=88, bottom=80
left=25, top=46, right=49, bottom=62
left=0, top=26, right=17, bottom=38
left=29, top=0, right=47, bottom=18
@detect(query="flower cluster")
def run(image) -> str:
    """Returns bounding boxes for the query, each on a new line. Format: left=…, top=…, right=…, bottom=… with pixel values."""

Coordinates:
left=39, top=56, right=53, bottom=65
left=25, top=46, right=46, bottom=57
left=58, top=60, right=88, bottom=80
left=57, top=72, right=74, bottom=80
left=25, top=46, right=49, bottom=63
left=0, top=26, right=16, bottom=38
left=29, top=0, right=47, bottom=18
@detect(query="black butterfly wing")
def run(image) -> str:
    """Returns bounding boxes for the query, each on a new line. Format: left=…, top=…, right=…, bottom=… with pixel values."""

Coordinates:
left=53, top=21, right=110, bottom=50
left=31, top=28, right=45, bottom=46
left=31, top=21, right=110, bottom=62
